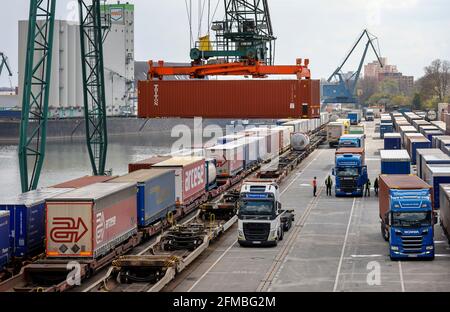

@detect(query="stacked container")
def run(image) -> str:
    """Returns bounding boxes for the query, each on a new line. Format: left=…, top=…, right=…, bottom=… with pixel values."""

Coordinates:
left=433, top=136, right=450, bottom=150
left=439, top=184, right=450, bottom=239
left=128, top=156, right=172, bottom=173
left=413, top=119, right=431, bottom=130
left=0, top=211, right=10, bottom=270
left=380, top=150, right=411, bottom=175
left=384, top=133, right=402, bottom=150
left=416, top=149, right=450, bottom=179
left=46, top=182, right=138, bottom=259
left=152, top=157, right=207, bottom=205
left=110, top=169, right=176, bottom=227
left=423, top=164, right=450, bottom=209
left=408, top=137, right=431, bottom=165
left=380, top=123, right=394, bottom=139
left=0, top=188, right=74, bottom=258
left=423, top=130, right=444, bottom=141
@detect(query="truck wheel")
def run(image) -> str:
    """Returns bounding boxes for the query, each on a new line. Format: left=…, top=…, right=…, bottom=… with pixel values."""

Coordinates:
left=279, top=227, right=284, bottom=241
left=381, top=223, right=389, bottom=241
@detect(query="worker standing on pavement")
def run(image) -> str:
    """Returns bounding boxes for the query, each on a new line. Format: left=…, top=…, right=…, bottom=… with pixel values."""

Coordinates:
left=365, top=178, right=371, bottom=197
left=325, top=175, right=333, bottom=196
left=313, top=177, right=318, bottom=197
left=374, top=177, right=379, bottom=196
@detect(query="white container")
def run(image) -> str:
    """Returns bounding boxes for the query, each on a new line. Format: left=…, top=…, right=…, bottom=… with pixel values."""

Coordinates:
left=206, top=142, right=244, bottom=177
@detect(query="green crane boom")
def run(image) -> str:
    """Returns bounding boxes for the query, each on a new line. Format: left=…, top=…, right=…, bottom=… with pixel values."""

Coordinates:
left=19, top=0, right=109, bottom=192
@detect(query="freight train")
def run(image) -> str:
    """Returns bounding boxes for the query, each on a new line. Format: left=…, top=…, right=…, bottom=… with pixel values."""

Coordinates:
left=0, top=115, right=330, bottom=289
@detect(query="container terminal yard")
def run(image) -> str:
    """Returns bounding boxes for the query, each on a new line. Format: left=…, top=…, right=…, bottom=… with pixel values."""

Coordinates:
left=0, top=0, right=450, bottom=308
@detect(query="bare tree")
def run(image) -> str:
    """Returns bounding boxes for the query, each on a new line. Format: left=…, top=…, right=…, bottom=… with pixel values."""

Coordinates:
left=423, top=59, right=450, bottom=102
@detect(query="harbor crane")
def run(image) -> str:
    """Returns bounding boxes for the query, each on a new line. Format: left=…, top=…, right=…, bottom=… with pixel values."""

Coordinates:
left=19, top=0, right=109, bottom=192
left=321, top=29, right=383, bottom=105
left=0, top=52, right=13, bottom=78
left=149, top=0, right=311, bottom=80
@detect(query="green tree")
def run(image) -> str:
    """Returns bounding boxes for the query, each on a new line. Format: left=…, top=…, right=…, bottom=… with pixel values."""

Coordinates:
left=412, top=93, right=422, bottom=110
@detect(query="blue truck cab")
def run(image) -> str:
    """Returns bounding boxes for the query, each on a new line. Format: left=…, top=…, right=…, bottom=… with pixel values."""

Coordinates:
left=333, top=148, right=368, bottom=197
left=338, top=134, right=365, bottom=149
left=379, top=175, right=435, bottom=260
left=347, top=112, right=361, bottom=125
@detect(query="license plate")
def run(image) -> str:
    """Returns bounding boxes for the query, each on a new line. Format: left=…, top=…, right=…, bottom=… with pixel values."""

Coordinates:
left=252, top=241, right=261, bottom=245
left=408, top=254, right=418, bottom=258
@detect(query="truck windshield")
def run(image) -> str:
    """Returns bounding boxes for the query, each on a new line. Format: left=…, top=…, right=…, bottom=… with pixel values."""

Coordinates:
left=239, top=201, right=274, bottom=216
left=339, top=141, right=358, bottom=148
left=336, top=167, right=359, bottom=177
left=392, top=212, right=431, bottom=227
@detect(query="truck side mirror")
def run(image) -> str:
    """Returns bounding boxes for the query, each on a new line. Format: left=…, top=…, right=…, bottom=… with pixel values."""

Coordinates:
left=433, top=214, right=438, bottom=225
left=385, top=213, right=391, bottom=226
left=278, top=202, right=282, bottom=211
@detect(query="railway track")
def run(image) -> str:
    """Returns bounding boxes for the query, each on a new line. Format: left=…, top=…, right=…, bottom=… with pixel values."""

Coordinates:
left=0, top=127, right=327, bottom=293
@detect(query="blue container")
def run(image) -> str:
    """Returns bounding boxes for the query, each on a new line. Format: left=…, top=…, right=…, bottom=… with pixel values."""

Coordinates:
left=384, top=134, right=401, bottom=150
left=0, top=211, right=10, bottom=269
left=380, top=123, right=394, bottom=139
left=110, top=169, right=176, bottom=227
left=380, top=150, right=411, bottom=175
left=411, top=140, right=431, bottom=165
left=423, top=165, right=450, bottom=209
left=0, top=188, right=73, bottom=258
left=423, top=130, right=444, bottom=142
left=0, top=110, right=21, bottom=119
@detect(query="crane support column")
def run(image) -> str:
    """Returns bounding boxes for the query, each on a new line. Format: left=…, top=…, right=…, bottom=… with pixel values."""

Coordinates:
left=78, top=0, right=108, bottom=176
left=18, top=0, right=56, bottom=192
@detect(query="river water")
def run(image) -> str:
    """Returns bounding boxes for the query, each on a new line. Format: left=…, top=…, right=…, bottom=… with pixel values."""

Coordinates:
left=0, top=132, right=182, bottom=200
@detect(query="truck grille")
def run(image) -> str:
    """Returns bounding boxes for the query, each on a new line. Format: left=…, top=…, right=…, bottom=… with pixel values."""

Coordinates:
left=401, top=236, right=423, bottom=253
left=340, top=178, right=357, bottom=192
left=243, top=223, right=270, bottom=241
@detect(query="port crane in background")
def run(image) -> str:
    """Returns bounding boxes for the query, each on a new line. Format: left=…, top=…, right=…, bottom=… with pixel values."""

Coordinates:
left=19, top=0, right=110, bottom=192
left=0, top=52, right=13, bottom=79
left=321, top=29, right=383, bottom=106
left=149, top=0, right=311, bottom=80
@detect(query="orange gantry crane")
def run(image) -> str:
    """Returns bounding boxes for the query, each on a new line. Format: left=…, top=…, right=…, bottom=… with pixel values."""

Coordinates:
left=148, top=58, right=311, bottom=80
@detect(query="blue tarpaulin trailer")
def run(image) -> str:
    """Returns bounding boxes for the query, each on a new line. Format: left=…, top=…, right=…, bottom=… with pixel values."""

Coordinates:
left=0, top=188, right=74, bottom=258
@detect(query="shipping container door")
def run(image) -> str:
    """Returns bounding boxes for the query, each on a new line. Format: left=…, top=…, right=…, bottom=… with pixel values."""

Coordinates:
left=46, top=202, right=92, bottom=258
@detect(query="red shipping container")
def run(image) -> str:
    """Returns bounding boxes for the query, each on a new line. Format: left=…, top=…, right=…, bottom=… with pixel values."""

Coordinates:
left=46, top=182, right=138, bottom=259
left=152, top=157, right=206, bottom=205
left=128, top=156, right=172, bottom=173
left=138, top=79, right=320, bottom=119
left=50, top=176, right=117, bottom=189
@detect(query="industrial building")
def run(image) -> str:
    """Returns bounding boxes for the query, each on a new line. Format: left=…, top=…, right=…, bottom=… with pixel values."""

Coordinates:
left=17, top=2, right=135, bottom=118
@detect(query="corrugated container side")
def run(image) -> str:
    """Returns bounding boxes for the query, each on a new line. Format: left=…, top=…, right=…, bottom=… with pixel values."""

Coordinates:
left=46, top=183, right=138, bottom=259
left=138, top=79, right=320, bottom=119
left=409, top=139, right=432, bottom=164
left=417, top=149, right=449, bottom=179
left=0, top=211, right=10, bottom=269
left=206, top=143, right=244, bottom=177
left=384, top=137, right=402, bottom=150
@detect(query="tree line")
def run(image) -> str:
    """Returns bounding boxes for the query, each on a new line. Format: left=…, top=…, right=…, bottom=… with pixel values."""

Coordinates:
left=358, top=59, right=450, bottom=111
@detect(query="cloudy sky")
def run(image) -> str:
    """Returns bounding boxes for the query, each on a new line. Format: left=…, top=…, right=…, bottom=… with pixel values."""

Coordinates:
left=0, top=0, right=449, bottom=87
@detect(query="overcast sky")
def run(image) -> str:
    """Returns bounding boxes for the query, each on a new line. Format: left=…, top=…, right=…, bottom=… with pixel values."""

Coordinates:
left=0, top=0, right=449, bottom=87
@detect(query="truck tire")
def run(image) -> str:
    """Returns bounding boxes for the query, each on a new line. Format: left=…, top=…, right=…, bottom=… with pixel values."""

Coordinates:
left=279, top=227, right=284, bottom=241
left=381, top=223, right=389, bottom=241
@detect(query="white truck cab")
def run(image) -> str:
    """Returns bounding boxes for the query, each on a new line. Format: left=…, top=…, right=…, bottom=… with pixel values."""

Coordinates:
left=237, top=180, right=293, bottom=246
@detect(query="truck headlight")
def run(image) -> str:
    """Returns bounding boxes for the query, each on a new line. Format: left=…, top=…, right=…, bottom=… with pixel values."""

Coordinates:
left=336, top=188, right=341, bottom=192
left=238, top=230, right=245, bottom=239
left=269, top=230, right=277, bottom=240
left=426, top=246, right=434, bottom=250
left=391, top=246, right=399, bottom=251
